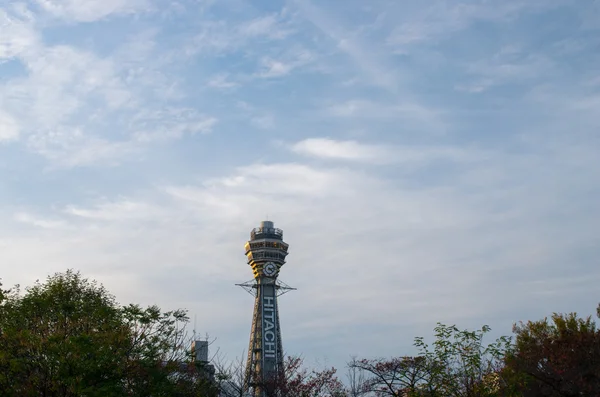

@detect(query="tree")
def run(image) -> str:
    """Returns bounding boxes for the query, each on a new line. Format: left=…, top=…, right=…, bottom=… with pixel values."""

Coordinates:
left=212, top=353, right=247, bottom=397
left=353, top=324, right=511, bottom=397
left=258, top=356, right=346, bottom=397
left=0, top=270, right=217, bottom=397
left=348, top=356, right=430, bottom=396
left=502, top=306, right=600, bottom=396
left=214, top=354, right=347, bottom=397
left=414, top=323, right=511, bottom=397
left=346, top=357, right=368, bottom=397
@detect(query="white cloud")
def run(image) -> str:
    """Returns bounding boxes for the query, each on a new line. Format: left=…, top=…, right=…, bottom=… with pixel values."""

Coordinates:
left=27, top=128, right=136, bottom=167
left=207, top=73, right=238, bottom=89
left=0, top=30, right=218, bottom=165
left=327, top=99, right=432, bottom=118
left=238, top=14, right=293, bottom=39
left=232, top=101, right=276, bottom=130
left=0, top=110, right=20, bottom=142
left=386, top=0, right=568, bottom=50
left=131, top=108, right=218, bottom=142
left=0, top=8, right=38, bottom=60
left=35, top=0, right=151, bottom=22
left=259, top=59, right=293, bottom=78
left=292, top=0, right=399, bottom=90
left=458, top=47, right=555, bottom=92
left=177, top=163, right=352, bottom=201
left=291, top=138, right=391, bottom=162
left=185, top=13, right=294, bottom=58
left=65, top=199, right=161, bottom=221
left=185, top=21, right=233, bottom=56
left=26, top=45, right=131, bottom=108
left=327, top=100, right=370, bottom=117
left=257, top=49, right=313, bottom=78
left=2, top=44, right=132, bottom=132
left=324, top=99, right=444, bottom=132
left=291, top=138, right=483, bottom=165
left=14, top=212, right=67, bottom=229
left=250, top=115, right=275, bottom=129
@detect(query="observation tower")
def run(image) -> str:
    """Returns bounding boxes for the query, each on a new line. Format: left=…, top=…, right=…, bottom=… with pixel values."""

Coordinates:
left=237, top=221, right=295, bottom=397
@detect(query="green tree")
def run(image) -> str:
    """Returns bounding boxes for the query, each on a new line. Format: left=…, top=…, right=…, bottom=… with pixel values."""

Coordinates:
left=502, top=305, right=600, bottom=396
left=353, top=324, right=511, bottom=397
left=413, top=324, right=511, bottom=397
left=0, top=270, right=217, bottom=397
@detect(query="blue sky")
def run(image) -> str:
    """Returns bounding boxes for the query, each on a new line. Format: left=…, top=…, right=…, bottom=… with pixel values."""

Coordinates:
left=1, top=0, right=600, bottom=372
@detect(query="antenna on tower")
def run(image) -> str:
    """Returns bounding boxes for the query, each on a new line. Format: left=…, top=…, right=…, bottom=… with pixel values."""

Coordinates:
left=193, top=314, right=197, bottom=340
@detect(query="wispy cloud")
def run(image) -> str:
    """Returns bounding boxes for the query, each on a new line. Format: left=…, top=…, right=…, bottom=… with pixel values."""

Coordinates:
left=291, top=0, right=400, bottom=90
left=0, top=7, right=38, bottom=60
left=1, top=37, right=141, bottom=166
left=257, top=48, right=313, bottom=78
left=238, top=13, right=294, bottom=40
left=64, top=199, right=161, bottom=221
left=207, top=73, right=238, bottom=89
left=0, top=110, right=19, bottom=142
left=2, top=43, right=131, bottom=129
left=199, top=163, right=350, bottom=198
left=14, top=212, right=67, bottom=230
left=250, top=115, right=275, bottom=129
left=184, top=12, right=294, bottom=58
left=291, top=138, right=482, bottom=165
left=324, top=99, right=444, bottom=132
left=456, top=46, right=555, bottom=93
left=234, top=101, right=277, bottom=131
left=386, top=0, right=568, bottom=51
left=34, top=0, right=151, bottom=22
left=0, top=6, right=221, bottom=167
left=27, top=128, right=136, bottom=167
left=131, top=108, right=218, bottom=142
left=291, top=138, right=392, bottom=162
left=258, top=58, right=294, bottom=78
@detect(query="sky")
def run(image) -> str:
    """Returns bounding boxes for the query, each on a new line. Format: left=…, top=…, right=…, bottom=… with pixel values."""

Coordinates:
left=1, top=0, right=600, bottom=374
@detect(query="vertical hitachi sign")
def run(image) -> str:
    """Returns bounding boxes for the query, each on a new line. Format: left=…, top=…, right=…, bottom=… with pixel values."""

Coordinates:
left=262, top=285, right=277, bottom=370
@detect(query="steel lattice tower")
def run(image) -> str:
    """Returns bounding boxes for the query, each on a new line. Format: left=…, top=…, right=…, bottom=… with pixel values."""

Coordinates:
left=237, top=221, right=295, bottom=397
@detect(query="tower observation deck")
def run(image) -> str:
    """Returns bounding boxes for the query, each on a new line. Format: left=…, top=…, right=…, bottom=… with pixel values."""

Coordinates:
left=237, top=221, right=294, bottom=397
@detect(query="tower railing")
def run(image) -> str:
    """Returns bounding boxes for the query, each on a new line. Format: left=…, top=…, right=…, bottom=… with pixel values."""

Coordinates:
left=250, top=227, right=283, bottom=240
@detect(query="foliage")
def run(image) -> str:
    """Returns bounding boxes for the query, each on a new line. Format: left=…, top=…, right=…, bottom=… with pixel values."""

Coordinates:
left=0, top=270, right=217, bottom=397
left=346, top=357, right=369, bottom=397
left=215, top=354, right=346, bottom=397
left=212, top=354, right=247, bottom=397
left=414, top=323, right=511, bottom=397
left=348, top=356, right=430, bottom=396
left=502, top=306, right=600, bottom=396
left=4, top=270, right=599, bottom=397
left=350, top=307, right=600, bottom=397
left=352, top=324, right=511, bottom=397
left=265, top=355, right=347, bottom=397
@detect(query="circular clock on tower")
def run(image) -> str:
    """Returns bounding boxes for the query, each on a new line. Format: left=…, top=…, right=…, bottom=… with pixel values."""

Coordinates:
left=263, top=262, right=277, bottom=277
